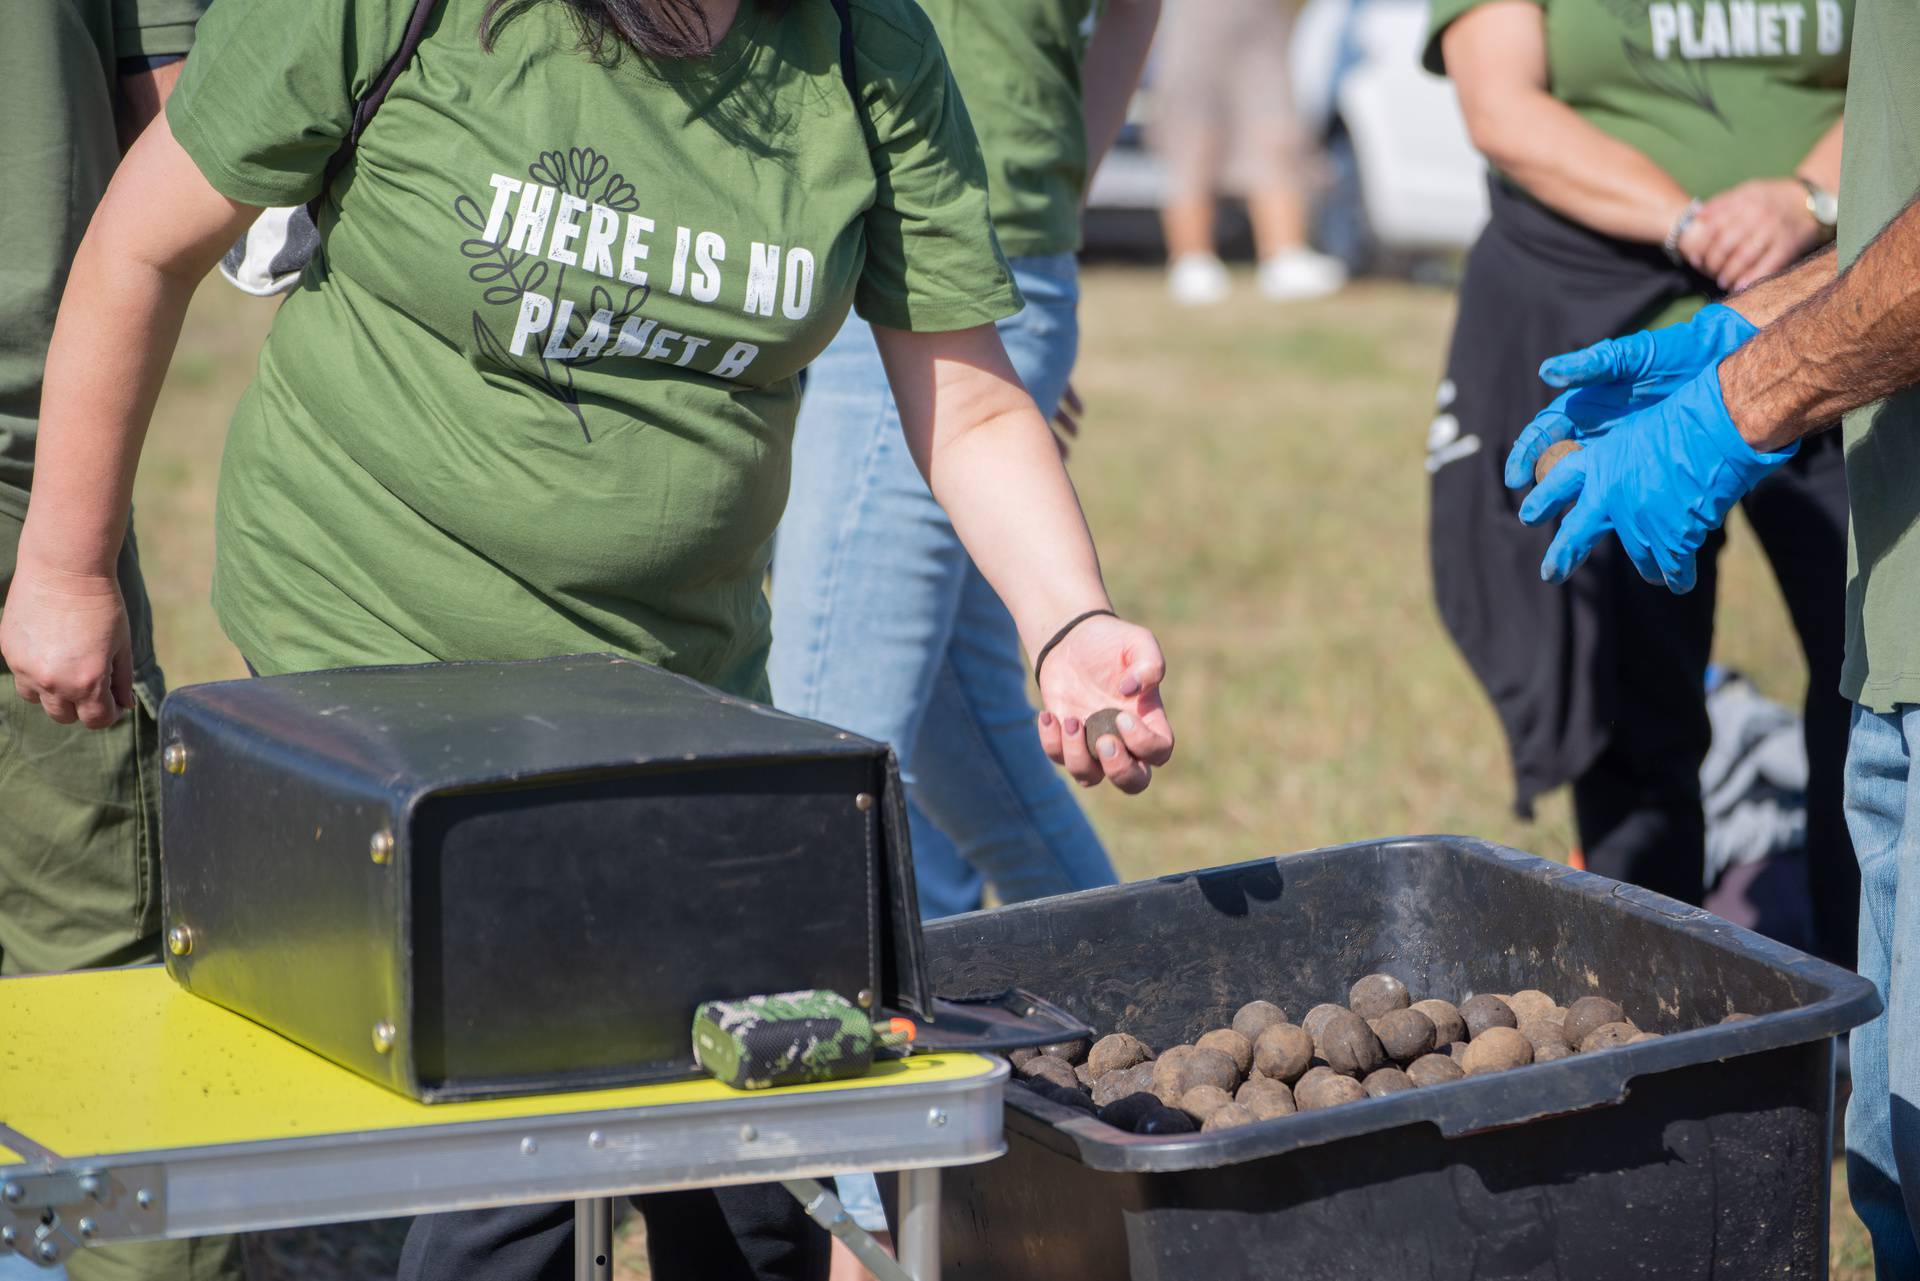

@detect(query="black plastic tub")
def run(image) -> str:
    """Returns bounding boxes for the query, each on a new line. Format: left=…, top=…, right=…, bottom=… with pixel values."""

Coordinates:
left=914, top=836, right=1879, bottom=1280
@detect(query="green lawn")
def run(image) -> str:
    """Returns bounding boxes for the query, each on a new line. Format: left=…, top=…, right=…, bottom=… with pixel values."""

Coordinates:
left=140, top=265, right=1867, bottom=1277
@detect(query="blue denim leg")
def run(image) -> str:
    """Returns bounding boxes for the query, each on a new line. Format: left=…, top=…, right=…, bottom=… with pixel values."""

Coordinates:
left=1845, top=702, right=1920, bottom=1279
left=769, top=254, right=1114, bottom=924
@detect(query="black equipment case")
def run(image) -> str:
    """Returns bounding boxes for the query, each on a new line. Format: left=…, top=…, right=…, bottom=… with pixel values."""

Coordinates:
left=159, top=654, right=1031, bottom=1102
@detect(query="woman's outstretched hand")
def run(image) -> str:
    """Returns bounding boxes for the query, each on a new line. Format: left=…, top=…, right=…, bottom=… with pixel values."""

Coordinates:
left=1034, top=614, right=1174, bottom=794
left=0, top=562, right=135, bottom=728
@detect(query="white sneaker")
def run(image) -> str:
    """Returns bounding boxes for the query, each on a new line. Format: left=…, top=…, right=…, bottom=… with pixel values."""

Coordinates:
left=1258, top=248, right=1347, bottom=301
left=1166, top=253, right=1232, bottom=306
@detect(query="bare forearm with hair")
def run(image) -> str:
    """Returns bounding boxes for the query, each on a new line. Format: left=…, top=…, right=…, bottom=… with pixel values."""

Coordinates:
left=1080, top=0, right=1160, bottom=182
left=1722, top=195, right=1920, bottom=450
left=873, top=324, right=1112, bottom=657
left=1725, top=245, right=1837, bottom=326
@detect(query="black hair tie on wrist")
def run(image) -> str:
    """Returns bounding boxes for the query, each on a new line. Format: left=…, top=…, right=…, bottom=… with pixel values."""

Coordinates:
left=1032, top=609, right=1118, bottom=685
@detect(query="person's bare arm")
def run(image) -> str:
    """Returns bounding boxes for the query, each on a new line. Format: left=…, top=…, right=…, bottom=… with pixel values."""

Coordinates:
left=0, top=115, right=259, bottom=726
left=1080, top=0, right=1160, bottom=181
left=872, top=323, right=1174, bottom=793
left=115, top=59, right=185, bottom=154
left=1441, top=2, right=1693, bottom=243
left=1721, top=194, right=1920, bottom=450
left=1724, top=246, right=1837, bottom=326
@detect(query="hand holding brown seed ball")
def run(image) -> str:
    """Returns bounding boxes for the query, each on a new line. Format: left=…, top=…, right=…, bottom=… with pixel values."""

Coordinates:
left=1202, top=1102, right=1257, bottom=1132
left=1085, top=1032, right=1153, bottom=1079
left=1314, top=1008, right=1388, bottom=1077
left=1197, top=1028, right=1255, bottom=1078
left=1232, top=1000, right=1289, bottom=1044
left=1411, top=999, right=1468, bottom=1046
left=1562, top=997, right=1626, bottom=1048
left=1082, top=708, right=1124, bottom=754
left=1371, top=1008, right=1437, bottom=1062
left=1534, top=438, right=1583, bottom=483
left=1406, top=1053, right=1465, bottom=1087
left=1252, top=1023, right=1314, bottom=1084
left=1461, top=1026, right=1534, bottom=1075
left=1579, top=1021, right=1638, bottom=1053
left=1348, top=974, right=1411, bottom=1020
left=1459, top=994, right=1518, bottom=1039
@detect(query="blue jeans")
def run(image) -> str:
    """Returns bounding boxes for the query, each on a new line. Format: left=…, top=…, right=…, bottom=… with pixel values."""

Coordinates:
left=1846, top=702, right=1920, bottom=1279
left=769, top=253, right=1115, bottom=921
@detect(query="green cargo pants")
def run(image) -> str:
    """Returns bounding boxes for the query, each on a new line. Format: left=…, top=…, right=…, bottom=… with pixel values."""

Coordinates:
left=0, top=512, right=244, bottom=1281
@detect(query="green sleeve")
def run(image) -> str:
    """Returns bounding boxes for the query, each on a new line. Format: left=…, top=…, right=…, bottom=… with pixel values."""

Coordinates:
left=113, top=0, right=206, bottom=59
left=850, top=0, right=1024, bottom=333
left=1422, top=0, right=1542, bottom=75
left=165, top=0, right=408, bottom=207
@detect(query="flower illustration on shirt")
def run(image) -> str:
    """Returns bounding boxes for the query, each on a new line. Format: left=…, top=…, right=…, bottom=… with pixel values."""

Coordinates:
left=456, top=146, right=651, bottom=442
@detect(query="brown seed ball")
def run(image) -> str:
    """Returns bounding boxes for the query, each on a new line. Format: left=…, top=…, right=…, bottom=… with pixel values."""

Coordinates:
left=1252, top=1023, right=1314, bottom=1084
left=1085, top=1032, right=1153, bottom=1080
left=1460, top=994, right=1518, bottom=1040
left=1202, top=1102, right=1257, bottom=1132
left=1517, top=1018, right=1572, bottom=1059
left=1507, top=990, right=1557, bottom=1023
left=1296, top=1072, right=1368, bottom=1110
left=1236, top=1076, right=1297, bottom=1119
left=1018, top=1054, right=1081, bottom=1091
left=1407, top=1053, right=1466, bottom=1087
left=1563, top=997, right=1626, bottom=1048
left=1301, top=1003, right=1349, bottom=1042
left=1041, top=1039, right=1090, bottom=1065
left=1093, top=1061, right=1158, bottom=1108
left=1721, top=1012, right=1755, bottom=1024
left=1009, top=1046, right=1040, bottom=1069
left=1363, top=1067, right=1416, bottom=1097
left=1196, top=1028, right=1254, bottom=1079
left=1371, top=1008, right=1438, bottom=1063
left=1314, top=1009, right=1387, bottom=1078
left=1232, top=1000, right=1289, bottom=1044
left=1151, top=1046, right=1237, bottom=1105
left=1447, top=1040, right=1472, bottom=1064
left=1348, top=974, right=1412, bottom=1020
left=1580, top=1021, right=1639, bottom=1054
left=1179, top=1084, right=1235, bottom=1123
left=1533, top=1040, right=1574, bottom=1063
left=1411, top=999, right=1468, bottom=1047
left=1539, top=1006, right=1569, bottom=1027
left=1628, top=1031, right=1661, bottom=1044
left=1462, top=1026, right=1534, bottom=1075
left=1076, top=1063, right=1097, bottom=1088
left=1294, top=1065, right=1339, bottom=1094
left=1534, top=438, right=1583, bottom=484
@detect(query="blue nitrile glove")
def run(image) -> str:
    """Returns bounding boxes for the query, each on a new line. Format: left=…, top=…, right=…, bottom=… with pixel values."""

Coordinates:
left=1505, top=304, right=1760, bottom=489
left=1519, top=361, right=1796, bottom=593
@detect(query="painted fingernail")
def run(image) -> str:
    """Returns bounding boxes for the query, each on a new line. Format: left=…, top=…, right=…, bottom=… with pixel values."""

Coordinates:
left=1117, top=713, right=1137, bottom=732
left=1119, top=674, right=1141, bottom=696
left=1098, top=737, right=1118, bottom=758
left=1039, top=711, right=1055, bottom=727
left=1062, top=717, right=1081, bottom=736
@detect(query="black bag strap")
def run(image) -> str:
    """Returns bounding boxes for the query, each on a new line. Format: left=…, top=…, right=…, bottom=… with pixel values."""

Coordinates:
left=309, top=0, right=441, bottom=220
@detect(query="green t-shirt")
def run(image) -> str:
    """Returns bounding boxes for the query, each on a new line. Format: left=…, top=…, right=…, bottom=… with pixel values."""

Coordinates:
left=1424, top=0, right=1852, bottom=199
left=1835, top=0, right=1920, bottom=712
left=167, top=0, right=1018, bottom=698
left=914, top=0, right=1098, bottom=257
left=0, top=0, right=204, bottom=519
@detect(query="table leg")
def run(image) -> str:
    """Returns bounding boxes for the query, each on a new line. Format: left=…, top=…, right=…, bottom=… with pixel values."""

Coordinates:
left=574, top=1197, right=612, bottom=1281
left=894, top=1169, right=940, bottom=1281
left=781, top=1179, right=917, bottom=1281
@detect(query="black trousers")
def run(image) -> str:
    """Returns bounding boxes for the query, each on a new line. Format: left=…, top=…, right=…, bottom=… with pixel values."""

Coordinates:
left=1571, top=429, right=1858, bottom=969
left=396, top=1185, right=827, bottom=1281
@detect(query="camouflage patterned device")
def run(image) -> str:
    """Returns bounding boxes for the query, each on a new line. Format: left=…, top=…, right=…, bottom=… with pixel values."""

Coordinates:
left=693, top=990, right=910, bottom=1089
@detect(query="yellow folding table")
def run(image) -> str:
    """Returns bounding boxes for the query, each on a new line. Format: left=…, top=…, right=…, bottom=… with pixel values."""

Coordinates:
left=0, top=968, right=1005, bottom=1279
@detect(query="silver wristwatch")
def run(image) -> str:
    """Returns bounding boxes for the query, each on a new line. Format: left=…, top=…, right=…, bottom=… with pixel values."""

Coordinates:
left=1798, top=176, right=1839, bottom=232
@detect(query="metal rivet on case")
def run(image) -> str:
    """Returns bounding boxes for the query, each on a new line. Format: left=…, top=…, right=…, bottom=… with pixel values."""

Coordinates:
left=136, top=1189, right=154, bottom=1210
left=166, top=925, right=193, bottom=957
left=1, top=1182, right=20, bottom=1205
left=36, top=1241, right=57, bottom=1263
left=369, top=828, right=394, bottom=865
left=855, top=990, right=875, bottom=1009
left=855, top=793, right=875, bottom=812
left=372, top=1020, right=396, bottom=1053
left=928, top=1108, right=948, bottom=1129
left=740, top=1124, right=758, bottom=1142
left=78, top=1176, right=101, bottom=1200
left=588, top=1131, right=606, bottom=1149
left=0, top=1226, right=13, bottom=1244
left=77, top=1218, right=96, bottom=1240
left=520, top=1137, right=538, bottom=1156
left=162, top=742, right=187, bottom=774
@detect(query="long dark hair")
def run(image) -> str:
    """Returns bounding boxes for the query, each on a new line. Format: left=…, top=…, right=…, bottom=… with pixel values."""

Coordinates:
left=481, top=0, right=783, bottom=61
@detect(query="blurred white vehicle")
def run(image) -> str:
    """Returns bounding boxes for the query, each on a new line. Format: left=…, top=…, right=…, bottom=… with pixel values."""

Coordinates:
left=1083, top=0, right=1489, bottom=270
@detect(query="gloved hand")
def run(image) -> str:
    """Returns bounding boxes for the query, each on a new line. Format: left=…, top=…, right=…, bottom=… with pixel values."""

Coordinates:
left=1519, top=361, right=1796, bottom=592
left=1505, top=303, right=1759, bottom=488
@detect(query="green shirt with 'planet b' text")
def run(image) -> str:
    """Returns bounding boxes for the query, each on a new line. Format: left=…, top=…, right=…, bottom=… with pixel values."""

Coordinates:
left=1835, top=0, right=1920, bottom=712
left=914, top=0, right=1099, bottom=257
left=167, top=0, right=1018, bottom=698
left=1424, top=0, right=1851, bottom=202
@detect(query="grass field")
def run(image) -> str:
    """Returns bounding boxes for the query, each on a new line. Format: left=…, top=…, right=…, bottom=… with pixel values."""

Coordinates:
left=138, top=265, right=1866, bottom=1277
